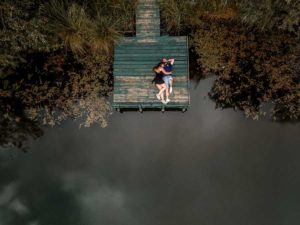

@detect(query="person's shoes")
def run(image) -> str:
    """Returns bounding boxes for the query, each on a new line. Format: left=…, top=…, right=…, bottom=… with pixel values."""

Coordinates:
left=169, top=86, right=173, bottom=94
left=161, top=100, right=167, bottom=104
left=166, top=98, right=170, bottom=103
left=156, top=94, right=160, bottom=100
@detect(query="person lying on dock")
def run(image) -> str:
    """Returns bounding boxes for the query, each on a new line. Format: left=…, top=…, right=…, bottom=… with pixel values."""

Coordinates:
left=152, top=63, right=172, bottom=104
left=162, top=58, right=175, bottom=102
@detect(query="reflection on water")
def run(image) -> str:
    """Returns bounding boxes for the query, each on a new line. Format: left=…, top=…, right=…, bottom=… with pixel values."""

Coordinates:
left=1, top=78, right=300, bottom=225
left=0, top=97, right=43, bottom=151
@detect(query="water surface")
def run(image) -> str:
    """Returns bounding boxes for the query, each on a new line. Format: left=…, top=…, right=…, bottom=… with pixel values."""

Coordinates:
left=1, top=78, right=300, bottom=225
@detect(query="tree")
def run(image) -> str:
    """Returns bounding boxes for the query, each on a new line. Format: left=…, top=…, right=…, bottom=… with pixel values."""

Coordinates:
left=0, top=0, right=53, bottom=79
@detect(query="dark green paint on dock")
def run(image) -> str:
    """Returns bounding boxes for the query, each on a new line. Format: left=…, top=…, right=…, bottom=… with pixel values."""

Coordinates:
left=113, top=0, right=190, bottom=111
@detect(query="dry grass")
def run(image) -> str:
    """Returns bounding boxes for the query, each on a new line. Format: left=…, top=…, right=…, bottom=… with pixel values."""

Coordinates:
left=88, top=16, right=121, bottom=54
left=45, top=1, right=89, bottom=55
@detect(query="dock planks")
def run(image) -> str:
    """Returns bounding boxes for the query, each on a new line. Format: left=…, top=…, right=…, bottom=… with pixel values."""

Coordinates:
left=113, top=0, right=190, bottom=111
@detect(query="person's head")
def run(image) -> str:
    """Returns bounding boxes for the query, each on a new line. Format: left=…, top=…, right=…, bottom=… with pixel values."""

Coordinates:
left=153, top=63, right=164, bottom=72
left=162, top=58, right=168, bottom=64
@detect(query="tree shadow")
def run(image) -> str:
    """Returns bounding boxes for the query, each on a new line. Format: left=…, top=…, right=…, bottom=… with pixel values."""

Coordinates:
left=0, top=97, right=43, bottom=152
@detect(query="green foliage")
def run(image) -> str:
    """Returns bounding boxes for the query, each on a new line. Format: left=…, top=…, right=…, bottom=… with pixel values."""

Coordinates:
left=0, top=0, right=52, bottom=79
left=235, top=0, right=300, bottom=33
left=193, top=0, right=235, bottom=12
left=158, top=0, right=192, bottom=34
left=191, top=21, right=226, bottom=71
left=159, top=0, right=300, bottom=35
left=1, top=52, right=112, bottom=128
left=193, top=0, right=300, bottom=33
left=0, top=0, right=136, bottom=140
left=192, top=17, right=299, bottom=120
left=1, top=0, right=299, bottom=147
left=158, top=0, right=238, bottom=34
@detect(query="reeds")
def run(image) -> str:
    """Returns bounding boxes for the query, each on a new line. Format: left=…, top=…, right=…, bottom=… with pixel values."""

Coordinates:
left=44, top=0, right=137, bottom=56
left=45, top=1, right=88, bottom=55
left=88, top=16, right=121, bottom=54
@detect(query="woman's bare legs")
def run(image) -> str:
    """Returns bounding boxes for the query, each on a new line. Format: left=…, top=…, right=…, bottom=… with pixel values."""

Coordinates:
left=156, top=84, right=166, bottom=103
left=155, top=85, right=162, bottom=100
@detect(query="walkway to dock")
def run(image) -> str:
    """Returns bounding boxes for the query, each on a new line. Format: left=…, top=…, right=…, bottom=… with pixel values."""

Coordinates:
left=113, top=0, right=190, bottom=111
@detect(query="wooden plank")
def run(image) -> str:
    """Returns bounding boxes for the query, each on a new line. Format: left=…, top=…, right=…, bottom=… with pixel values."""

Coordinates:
left=118, top=40, right=186, bottom=46
left=136, top=32, right=161, bottom=37
left=114, top=68, right=188, bottom=72
left=114, top=72, right=188, bottom=77
left=114, top=77, right=188, bottom=89
left=113, top=77, right=189, bottom=103
left=115, top=50, right=186, bottom=54
left=114, top=60, right=187, bottom=64
left=112, top=0, right=190, bottom=110
left=117, top=36, right=187, bottom=44
left=114, top=75, right=188, bottom=82
left=115, top=51, right=187, bottom=56
left=114, top=65, right=188, bottom=70
left=114, top=73, right=188, bottom=76
left=114, top=72, right=188, bottom=76
left=136, top=14, right=159, bottom=17
left=136, top=15, right=159, bottom=19
left=114, top=67, right=188, bottom=72
left=114, top=97, right=189, bottom=104
left=115, top=56, right=187, bottom=61
left=115, top=51, right=186, bottom=56
left=137, top=5, right=159, bottom=8
left=115, top=46, right=187, bottom=50
left=136, top=26, right=160, bottom=31
left=136, top=9, right=159, bottom=14
left=114, top=96, right=189, bottom=103
left=115, top=46, right=187, bottom=51
left=136, top=0, right=160, bottom=39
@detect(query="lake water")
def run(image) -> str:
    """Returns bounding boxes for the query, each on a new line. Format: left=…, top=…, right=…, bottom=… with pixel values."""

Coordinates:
left=1, top=77, right=300, bottom=225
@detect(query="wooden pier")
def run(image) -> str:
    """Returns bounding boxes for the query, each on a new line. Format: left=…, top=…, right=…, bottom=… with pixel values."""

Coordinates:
left=113, top=0, right=190, bottom=111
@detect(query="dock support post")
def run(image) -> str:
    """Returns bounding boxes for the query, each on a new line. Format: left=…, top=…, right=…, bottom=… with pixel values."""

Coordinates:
left=161, top=106, right=165, bottom=113
left=182, top=108, right=187, bottom=113
left=139, top=105, right=143, bottom=113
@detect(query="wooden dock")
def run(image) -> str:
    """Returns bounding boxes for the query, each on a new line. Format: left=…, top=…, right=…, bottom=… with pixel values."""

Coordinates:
left=113, top=0, right=190, bottom=111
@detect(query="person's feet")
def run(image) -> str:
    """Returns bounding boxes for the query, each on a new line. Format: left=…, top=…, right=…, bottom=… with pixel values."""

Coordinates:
left=156, top=93, right=161, bottom=100
left=169, top=86, right=173, bottom=94
left=161, top=99, right=167, bottom=104
left=166, top=98, right=170, bottom=103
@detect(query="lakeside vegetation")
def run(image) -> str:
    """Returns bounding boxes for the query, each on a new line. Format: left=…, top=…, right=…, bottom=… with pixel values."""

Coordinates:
left=0, top=0, right=299, bottom=149
left=0, top=0, right=137, bottom=149
left=159, top=0, right=300, bottom=120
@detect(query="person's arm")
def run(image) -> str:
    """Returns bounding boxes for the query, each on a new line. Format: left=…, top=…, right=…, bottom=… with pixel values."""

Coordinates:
left=160, top=67, right=172, bottom=75
left=168, top=58, right=175, bottom=65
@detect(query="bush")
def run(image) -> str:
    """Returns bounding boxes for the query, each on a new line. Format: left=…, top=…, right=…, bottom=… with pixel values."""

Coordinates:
left=0, top=0, right=52, bottom=79
left=192, top=16, right=299, bottom=119
left=1, top=52, right=112, bottom=128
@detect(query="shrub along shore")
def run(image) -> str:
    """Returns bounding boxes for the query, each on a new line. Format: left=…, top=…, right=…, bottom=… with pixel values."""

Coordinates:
left=159, top=0, right=299, bottom=120
left=0, top=0, right=299, bottom=149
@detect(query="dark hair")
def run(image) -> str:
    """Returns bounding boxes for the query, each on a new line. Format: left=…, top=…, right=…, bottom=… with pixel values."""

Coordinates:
left=152, top=63, right=163, bottom=72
